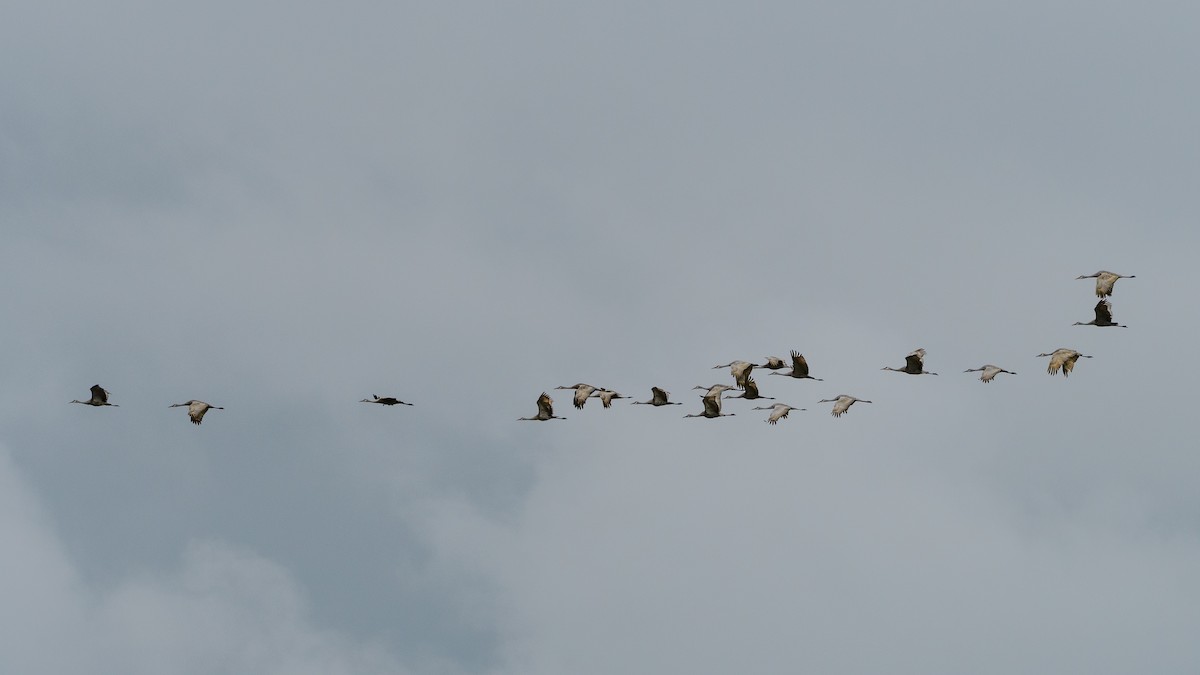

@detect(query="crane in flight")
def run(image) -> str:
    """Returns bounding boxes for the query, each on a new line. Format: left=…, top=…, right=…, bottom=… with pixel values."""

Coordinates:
left=590, top=389, right=631, bottom=408
left=963, top=365, right=1016, bottom=383
left=1036, top=349, right=1092, bottom=377
left=170, top=400, right=223, bottom=425
left=360, top=395, right=414, bottom=406
left=712, top=360, right=759, bottom=389
left=555, top=383, right=603, bottom=409
left=726, top=377, right=773, bottom=401
left=632, top=387, right=681, bottom=406
left=71, top=384, right=117, bottom=407
left=752, top=403, right=804, bottom=425
left=882, top=348, right=937, bottom=375
left=1076, top=270, right=1134, bottom=298
left=1073, top=300, right=1126, bottom=327
left=519, top=392, right=565, bottom=421
left=818, top=395, right=871, bottom=418
left=768, top=351, right=823, bottom=381
left=685, top=393, right=734, bottom=419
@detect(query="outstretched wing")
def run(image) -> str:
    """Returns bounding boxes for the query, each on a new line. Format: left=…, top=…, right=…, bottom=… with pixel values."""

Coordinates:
left=833, top=396, right=855, bottom=416
left=701, top=394, right=722, bottom=417
left=789, top=350, right=809, bottom=376
left=743, top=377, right=761, bottom=398
left=598, top=390, right=615, bottom=408
left=537, top=392, right=555, bottom=417
left=573, top=388, right=591, bottom=409
left=905, top=349, right=925, bottom=373
left=189, top=402, right=208, bottom=424
left=1061, top=352, right=1079, bottom=376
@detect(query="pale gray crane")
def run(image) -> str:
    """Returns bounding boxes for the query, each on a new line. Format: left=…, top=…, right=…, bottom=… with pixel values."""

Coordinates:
left=760, top=356, right=789, bottom=370
left=684, top=393, right=734, bottom=419
left=752, top=403, right=804, bottom=425
left=713, top=360, right=759, bottom=389
left=632, top=387, right=681, bottom=406
left=963, top=365, right=1016, bottom=383
left=519, top=392, right=565, bottom=421
left=768, top=351, right=823, bottom=381
left=727, top=377, right=773, bottom=401
left=71, top=384, right=117, bottom=407
left=170, top=400, right=223, bottom=425
left=1036, top=348, right=1092, bottom=377
left=555, top=383, right=603, bottom=410
left=1076, top=270, right=1134, bottom=298
left=818, top=395, right=871, bottom=418
left=882, top=348, right=937, bottom=375
left=590, top=389, right=631, bottom=408
left=1074, top=300, right=1126, bottom=328
left=693, top=384, right=737, bottom=399
left=360, top=395, right=414, bottom=406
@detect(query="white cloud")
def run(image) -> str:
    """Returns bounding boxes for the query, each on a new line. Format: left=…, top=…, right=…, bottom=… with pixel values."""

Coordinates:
left=427, top=438, right=1200, bottom=675
left=4, top=1, right=1200, bottom=673
left=0, top=445, right=405, bottom=675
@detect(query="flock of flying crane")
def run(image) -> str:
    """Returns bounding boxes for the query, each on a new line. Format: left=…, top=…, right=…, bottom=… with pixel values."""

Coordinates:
left=68, top=271, right=1135, bottom=427
left=516, top=269, right=1136, bottom=425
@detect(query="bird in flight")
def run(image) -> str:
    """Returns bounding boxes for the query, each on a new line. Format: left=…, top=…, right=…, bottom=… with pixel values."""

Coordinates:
left=170, top=400, right=224, bottom=425
left=519, top=392, right=565, bottom=421
left=882, top=348, right=937, bottom=375
left=818, top=395, right=871, bottom=418
left=1076, top=270, right=1134, bottom=298
left=360, top=395, right=414, bottom=406
left=71, top=384, right=118, bottom=407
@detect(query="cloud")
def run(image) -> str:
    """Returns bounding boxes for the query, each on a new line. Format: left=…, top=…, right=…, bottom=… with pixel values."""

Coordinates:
left=0, top=444, right=405, bottom=675
left=4, top=1, right=1200, bottom=673
left=428, top=436, right=1200, bottom=675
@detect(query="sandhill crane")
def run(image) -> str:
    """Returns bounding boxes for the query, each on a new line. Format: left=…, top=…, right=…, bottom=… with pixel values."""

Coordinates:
left=693, top=384, right=737, bottom=399
left=1074, top=300, right=1126, bottom=328
left=360, top=395, right=414, bottom=406
left=713, top=360, right=759, bottom=389
left=1036, top=348, right=1092, bottom=377
left=727, top=377, right=773, bottom=400
left=555, top=383, right=602, bottom=409
left=1076, top=270, right=1134, bottom=298
left=818, top=395, right=871, bottom=417
left=633, top=387, right=681, bottom=406
left=963, top=365, right=1016, bottom=383
left=684, top=393, right=734, bottom=419
left=169, top=400, right=223, bottom=425
left=590, top=389, right=631, bottom=408
left=761, top=356, right=789, bottom=370
left=768, top=351, right=823, bottom=381
left=519, top=392, right=565, bottom=421
left=71, top=384, right=117, bottom=407
left=752, top=403, right=804, bottom=425
left=882, top=348, right=937, bottom=375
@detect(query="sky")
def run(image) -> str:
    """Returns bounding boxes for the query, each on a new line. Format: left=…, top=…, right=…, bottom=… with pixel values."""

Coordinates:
left=2, top=1, right=1199, bottom=673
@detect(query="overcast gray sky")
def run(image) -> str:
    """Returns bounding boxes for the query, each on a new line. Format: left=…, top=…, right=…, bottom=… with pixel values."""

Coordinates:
left=2, top=1, right=1198, bottom=673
